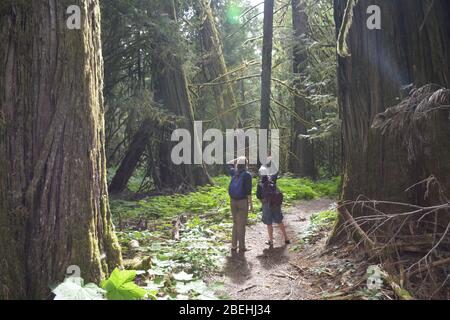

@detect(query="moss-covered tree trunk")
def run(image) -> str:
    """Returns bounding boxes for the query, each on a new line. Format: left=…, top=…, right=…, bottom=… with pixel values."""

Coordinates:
left=198, top=0, right=237, bottom=130
left=109, top=119, right=153, bottom=194
left=260, top=0, right=275, bottom=133
left=289, top=0, right=316, bottom=179
left=153, top=60, right=212, bottom=189
left=331, top=0, right=450, bottom=241
left=0, top=0, right=122, bottom=299
left=152, top=1, right=212, bottom=190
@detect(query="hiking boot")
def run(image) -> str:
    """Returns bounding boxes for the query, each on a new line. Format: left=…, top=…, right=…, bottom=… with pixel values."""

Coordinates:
left=265, top=240, right=274, bottom=246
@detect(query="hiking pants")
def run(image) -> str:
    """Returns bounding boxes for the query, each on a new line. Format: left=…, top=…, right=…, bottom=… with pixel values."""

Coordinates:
left=230, top=198, right=249, bottom=250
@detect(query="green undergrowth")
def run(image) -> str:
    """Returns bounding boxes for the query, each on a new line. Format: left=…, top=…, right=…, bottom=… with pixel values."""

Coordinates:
left=110, top=175, right=340, bottom=224
left=117, top=225, right=228, bottom=300
left=108, top=167, right=150, bottom=193
left=292, top=209, right=338, bottom=252
left=110, top=174, right=341, bottom=300
left=278, top=176, right=341, bottom=201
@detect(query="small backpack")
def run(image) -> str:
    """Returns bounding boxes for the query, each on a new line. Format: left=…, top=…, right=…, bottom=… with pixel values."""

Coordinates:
left=269, top=188, right=284, bottom=207
left=262, top=178, right=284, bottom=207
left=229, top=171, right=247, bottom=200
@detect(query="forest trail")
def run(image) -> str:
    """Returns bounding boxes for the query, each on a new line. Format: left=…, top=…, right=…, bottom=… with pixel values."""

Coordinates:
left=211, top=199, right=337, bottom=300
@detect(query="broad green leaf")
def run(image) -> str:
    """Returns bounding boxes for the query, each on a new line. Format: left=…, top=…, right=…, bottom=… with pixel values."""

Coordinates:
left=196, top=292, right=219, bottom=300
left=145, top=281, right=164, bottom=291
left=145, top=290, right=158, bottom=300
left=175, top=280, right=207, bottom=294
left=173, top=271, right=194, bottom=282
left=101, top=268, right=146, bottom=300
left=147, top=267, right=166, bottom=277
left=53, top=277, right=105, bottom=300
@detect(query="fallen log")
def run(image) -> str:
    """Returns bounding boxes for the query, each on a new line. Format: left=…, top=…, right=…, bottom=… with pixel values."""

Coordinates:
left=407, top=256, right=450, bottom=277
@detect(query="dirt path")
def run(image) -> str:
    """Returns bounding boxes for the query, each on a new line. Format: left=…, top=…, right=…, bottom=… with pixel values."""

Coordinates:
left=211, top=198, right=337, bottom=300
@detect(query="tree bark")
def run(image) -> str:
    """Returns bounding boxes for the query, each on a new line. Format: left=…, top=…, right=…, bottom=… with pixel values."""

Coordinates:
left=109, top=118, right=153, bottom=194
left=289, top=0, right=316, bottom=179
left=331, top=0, right=450, bottom=241
left=0, top=0, right=122, bottom=299
left=260, top=0, right=275, bottom=132
left=152, top=1, right=212, bottom=190
left=198, top=0, right=238, bottom=130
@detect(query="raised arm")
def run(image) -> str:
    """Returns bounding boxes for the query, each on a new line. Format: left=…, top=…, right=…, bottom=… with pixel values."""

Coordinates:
left=226, top=158, right=236, bottom=176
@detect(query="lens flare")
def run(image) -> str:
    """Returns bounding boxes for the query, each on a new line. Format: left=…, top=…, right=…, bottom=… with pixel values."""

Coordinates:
left=227, top=5, right=242, bottom=25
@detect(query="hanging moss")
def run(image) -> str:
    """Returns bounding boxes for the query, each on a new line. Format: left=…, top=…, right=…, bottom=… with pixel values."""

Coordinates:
left=337, top=0, right=359, bottom=57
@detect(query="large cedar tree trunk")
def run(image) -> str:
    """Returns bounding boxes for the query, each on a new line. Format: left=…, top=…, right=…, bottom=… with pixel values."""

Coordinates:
left=289, top=0, right=316, bottom=178
left=0, top=0, right=122, bottom=299
left=153, top=1, right=212, bottom=190
left=331, top=0, right=450, bottom=239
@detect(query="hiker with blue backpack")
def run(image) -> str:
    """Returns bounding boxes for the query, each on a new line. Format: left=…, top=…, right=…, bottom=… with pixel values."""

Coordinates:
left=257, top=161, right=290, bottom=247
left=227, top=156, right=253, bottom=253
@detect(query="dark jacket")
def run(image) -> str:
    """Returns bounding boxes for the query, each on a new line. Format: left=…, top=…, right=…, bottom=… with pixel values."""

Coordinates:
left=227, top=165, right=252, bottom=199
left=256, top=175, right=279, bottom=201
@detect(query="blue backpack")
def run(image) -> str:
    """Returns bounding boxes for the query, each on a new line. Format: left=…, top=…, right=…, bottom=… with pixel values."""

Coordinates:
left=229, top=171, right=247, bottom=200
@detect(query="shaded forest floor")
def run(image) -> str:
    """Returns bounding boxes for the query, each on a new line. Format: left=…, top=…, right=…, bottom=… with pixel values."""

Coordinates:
left=209, top=199, right=335, bottom=299
left=110, top=176, right=404, bottom=300
left=208, top=199, right=383, bottom=300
